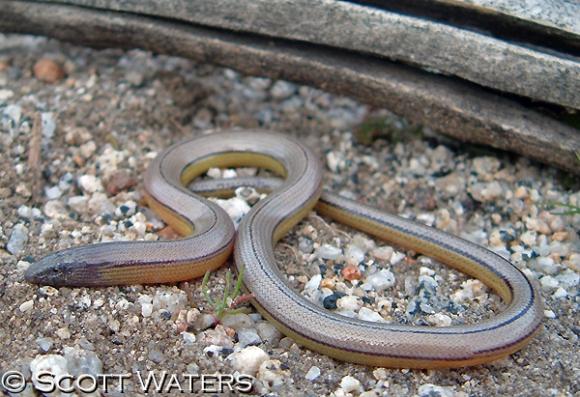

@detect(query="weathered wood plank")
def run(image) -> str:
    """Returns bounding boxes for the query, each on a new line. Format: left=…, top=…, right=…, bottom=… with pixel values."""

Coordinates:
left=1, top=1, right=579, bottom=173
left=30, top=0, right=580, bottom=109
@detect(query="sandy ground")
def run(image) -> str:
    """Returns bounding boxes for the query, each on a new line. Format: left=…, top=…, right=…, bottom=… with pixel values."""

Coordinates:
left=0, top=35, right=578, bottom=396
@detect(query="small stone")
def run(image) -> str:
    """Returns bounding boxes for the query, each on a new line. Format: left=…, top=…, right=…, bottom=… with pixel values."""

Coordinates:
left=540, top=276, right=559, bottom=290
left=544, top=310, right=556, bottom=319
left=67, top=195, right=88, bottom=213
left=270, top=81, right=296, bottom=99
left=536, top=257, right=558, bottom=275
left=33, top=58, right=65, bottom=83
left=341, top=264, right=362, bottom=281
left=469, top=181, right=503, bottom=202
left=221, top=313, right=254, bottom=330
left=298, top=237, right=314, bottom=254
left=337, top=295, right=362, bottom=311
left=7, top=223, right=28, bottom=255
left=317, top=244, right=342, bottom=260
left=44, top=185, right=62, bottom=200
left=552, top=287, right=567, bottom=299
left=257, top=359, right=290, bottom=389
left=472, top=157, right=500, bottom=177
left=105, top=169, right=136, bottom=195
left=115, top=200, right=137, bottom=218
left=340, top=375, right=363, bottom=394
left=141, top=302, right=154, bottom=318
left=345, top=244, right=365, bottom=264
left=323, top=292, right=343, bottom=310
left=451, top=279, right=488, bottom=303
left=256, top=322, right=282, bottom=346
left=199, top=325, right=234, bottom=348
left=237, top=328, right=262, bottom=347
left=427, top=313, right=453, bottom=327
left=358, top=307, right=385, bottom=322
left=44, top=200, right=68, bottom=219
left=78, top=174, right=103, bottom=193
left=36, top=337, right=53, bottom=352
left=147, top=342, right=166, bottom=364
left=555, top=270, right=578, bottom=288
left=207, top=168, right=222, bottom=179
left=152, top=289, right=188, bottom=314
left=326, top=151, right=344, bottom=172
left=63, top=346, right=103, bottom=376
left=228, top=346, right=269, bottom=375
left=181, top=332, right=196, bottom=344
left=390, top=251, right=406, bottom=265
left=371, top=246, right=393, bottom=261
left=211, top=197, right=251, bottom=226
left=19, top=299, right=34, bottom=312
left=79, top=141, right=96, bottom=158
left=0, top=89, right=14, bottom=101
left=362, top=269, right=395, bottom=292
left=38, top=286, right=58, bottom=297
left=56, top=326, right=71, bottom=340
left=304, top=274, right=322, bottom=292
left=235, top=187, right=261, bottom=206
left=305, top=366, right=321, bottom=381
left=194, top=313, right=217, bottom=331
left=418, top=384, right=455, bottom=397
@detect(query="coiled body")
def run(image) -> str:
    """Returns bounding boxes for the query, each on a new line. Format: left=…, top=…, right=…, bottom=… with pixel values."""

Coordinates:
left=26, top=129, right=543, bottom=368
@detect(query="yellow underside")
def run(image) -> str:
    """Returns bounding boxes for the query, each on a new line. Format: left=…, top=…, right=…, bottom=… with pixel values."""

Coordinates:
left=256, top=301, right=541, bottom=368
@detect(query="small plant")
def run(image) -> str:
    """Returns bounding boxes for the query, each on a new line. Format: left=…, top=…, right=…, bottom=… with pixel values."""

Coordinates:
left=201, top=266, right=254, bottom=321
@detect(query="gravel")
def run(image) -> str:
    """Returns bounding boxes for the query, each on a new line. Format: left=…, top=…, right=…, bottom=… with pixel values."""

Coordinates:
left=0, top=34, right=578, bottom=396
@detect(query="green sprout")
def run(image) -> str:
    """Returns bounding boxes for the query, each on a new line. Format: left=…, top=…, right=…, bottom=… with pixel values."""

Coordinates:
left=201, top=266, right=253, bottom=321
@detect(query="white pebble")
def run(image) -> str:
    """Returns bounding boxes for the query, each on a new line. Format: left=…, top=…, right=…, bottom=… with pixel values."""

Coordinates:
left=305, top=366, right=321, bottom=381
left=340, top=375, right=363, bottom=394
left=19, top=299, right=34, bottom=312
left=78, top=174, right=103, bottom=193
left=357, top=307, right=385, bottom=323
left=222, top=169, right=238, bottom=179
left=44, top=185, right=62, bottom=200
left=317, top=244, right=342, bottom=260
left=152, top=289, right=188, bottom=314
left=304, top=274, right=322, bottom=292
left=556, top=270, right=579, bottom=288
left=207, top=168, right=222, bottom=179
left=181, top=332, right=196, bottom=344
left=237, top=328, right=262, bottom=347
left=228, top=346, right=269, bottom=375
left=221, top=313, right=254, bottom=330
left=552, top=287, right=567, bottom=299
left=337, top=295, right=362, bottom=311
left=418, top=384, right=455, bottom=397
left=371, top=246, right=393, bottom=261
left=427, top=313, right=452, bottom=327
left=540, top=276, right=559, bottom=290
left=257, top=359, right=290, bottom=388
left=211, top=197, right=251, bottom=227
left=7, top=223, right=28, bottom=255
left=363, top=269, right=395, bottom=292
left=390, top=251, right=406, bottom=265
left=544, top=310, right=556, bottom=319
left=345, top=244, right=365, bottom=264
left=67, top=195, right=88, bottom=213
left=141, top=303, right=153, bottom=317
